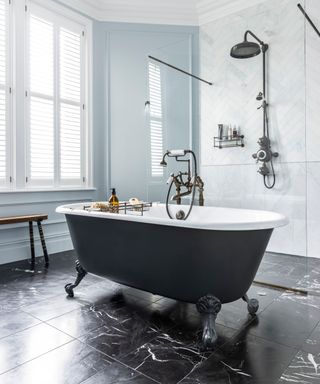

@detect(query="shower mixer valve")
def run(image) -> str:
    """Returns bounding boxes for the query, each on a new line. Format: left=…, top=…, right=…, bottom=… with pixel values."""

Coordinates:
left=160, top=149, right=204, bottom=220
left=252, top=136, right=279, bottom=176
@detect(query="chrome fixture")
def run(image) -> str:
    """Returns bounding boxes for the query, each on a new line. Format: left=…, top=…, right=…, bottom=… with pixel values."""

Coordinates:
left=231, top=30, right=278, bottom=189
left=160, top=149, right=204, bottom=220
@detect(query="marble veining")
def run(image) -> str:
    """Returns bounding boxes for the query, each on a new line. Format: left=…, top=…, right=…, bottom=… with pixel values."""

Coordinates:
left=279, top=351, right=320, bottom=383
left=1, top=250, right=320, bottom=383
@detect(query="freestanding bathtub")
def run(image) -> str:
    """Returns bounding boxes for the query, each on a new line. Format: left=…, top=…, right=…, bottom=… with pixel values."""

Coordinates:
left=56, top=202, right=288, bottom=349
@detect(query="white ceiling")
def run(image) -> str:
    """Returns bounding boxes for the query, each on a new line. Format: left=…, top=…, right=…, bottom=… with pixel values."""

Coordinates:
left=60, top=0, right=267, bottom=26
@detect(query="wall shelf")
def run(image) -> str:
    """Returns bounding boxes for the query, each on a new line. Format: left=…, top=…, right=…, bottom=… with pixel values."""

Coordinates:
left=214, top=135, right=245, bottom=149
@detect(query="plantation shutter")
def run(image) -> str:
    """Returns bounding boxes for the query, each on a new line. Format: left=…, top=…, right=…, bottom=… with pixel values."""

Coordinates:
left=148, top=61, right=164, bottom=178
left=0, top=0, right=9, bottom=187
left=27, top=3, right=85, bottom=187
left=59, top=27, right=82, bottom=182
left=28, top=14, right=54, bottom=184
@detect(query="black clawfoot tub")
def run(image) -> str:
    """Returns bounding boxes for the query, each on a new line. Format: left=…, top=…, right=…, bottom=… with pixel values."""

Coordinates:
left=56, top=203, right=287, bottom=349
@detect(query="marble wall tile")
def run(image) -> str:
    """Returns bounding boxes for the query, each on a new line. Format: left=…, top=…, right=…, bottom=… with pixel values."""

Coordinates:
left=264, top=162, right=307, bottom=256
left=200, top=0, right=305, bottom=168
left=199, top=0, right=317, bottom=258
left=201, top=162, right=307, bottom=256
left=201, top=164, right=265, bottom=210
left=307, top=162, right=320, bottom=259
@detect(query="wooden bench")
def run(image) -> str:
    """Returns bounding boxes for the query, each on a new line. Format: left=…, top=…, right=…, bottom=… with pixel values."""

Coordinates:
left=0, top=214, right=49, bottom=267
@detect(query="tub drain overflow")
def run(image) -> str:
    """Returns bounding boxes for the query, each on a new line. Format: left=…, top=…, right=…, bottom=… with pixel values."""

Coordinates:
left=176, top=210, right=186, bottom=220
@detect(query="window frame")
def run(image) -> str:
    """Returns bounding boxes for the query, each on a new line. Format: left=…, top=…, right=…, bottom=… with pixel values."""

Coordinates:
left=24, top=0, right=92, bottom=189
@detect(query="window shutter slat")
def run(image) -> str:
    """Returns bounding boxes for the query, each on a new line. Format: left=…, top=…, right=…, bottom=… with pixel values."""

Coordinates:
left=60, top=102, right=81, bottom=179
left=60, top=28, right=81, bottom=103
left=30, top=96, right=54, bottom=180
left=59, top=26, right=82, bottom=182
left=30, top=15, right=54, bottom=97
left=28, top=13, right=54, bottom=184
left=0, top=0, right=7, bottom=185
left=148, top=62, right=164, bottom=178
left=0, top=90, right=6, bottom=180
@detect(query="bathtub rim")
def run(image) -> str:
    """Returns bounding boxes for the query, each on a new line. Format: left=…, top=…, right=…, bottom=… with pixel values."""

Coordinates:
left=56, top=202, right=288, bottom=231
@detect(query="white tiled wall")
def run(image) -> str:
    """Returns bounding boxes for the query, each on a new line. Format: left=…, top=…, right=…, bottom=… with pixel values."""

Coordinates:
left=200, top=0, right=320, bottom=258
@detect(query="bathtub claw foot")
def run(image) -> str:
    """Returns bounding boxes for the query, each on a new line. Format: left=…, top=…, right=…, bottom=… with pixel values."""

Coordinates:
left=196, top=294, right=221, bottom=350
left=242, top=294, right=259, bottom=315
left=65, top=260, right=87, bottom=298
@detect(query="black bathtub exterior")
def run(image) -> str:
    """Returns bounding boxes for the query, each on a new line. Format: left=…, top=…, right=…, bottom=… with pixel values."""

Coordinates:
left=65, top=213, right=273, bottom=304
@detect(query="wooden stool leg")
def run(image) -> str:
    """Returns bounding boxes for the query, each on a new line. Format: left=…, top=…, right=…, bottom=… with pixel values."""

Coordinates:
left=28, top=221, right=35, bottom=267
left=37, top=220, right=49, bottom=267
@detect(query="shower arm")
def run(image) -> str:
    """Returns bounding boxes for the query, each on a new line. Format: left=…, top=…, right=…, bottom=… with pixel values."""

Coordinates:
left=244, top=30, right=265, bottom=46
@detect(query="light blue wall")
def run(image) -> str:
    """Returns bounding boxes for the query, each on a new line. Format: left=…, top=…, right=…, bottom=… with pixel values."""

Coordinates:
left=0, top=18, right=199, bottom=265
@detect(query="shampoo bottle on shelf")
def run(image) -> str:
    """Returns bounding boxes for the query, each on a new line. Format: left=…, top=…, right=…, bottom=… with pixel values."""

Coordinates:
left=228, top=125, right=233, bottom=140
left=218, top=124, right=224, bottom=140
left=108, top=188, right=119, bottom=212
left=233, top=125, right=238, bottom=138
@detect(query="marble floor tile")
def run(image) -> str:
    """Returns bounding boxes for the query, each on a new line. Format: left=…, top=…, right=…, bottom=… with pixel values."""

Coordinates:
left=47, top=298, right=157, bottom=339
left=278, top=350, right=320, bottom=384
left=1, top=250, right=320, bottom=384
left=217, top=285, right=282, bottom=330
left=0, top=323, right=73, bottom=374
left=0, top=339, right=113, bottom=384
left=21, top=293, right=86, bottom=321
left=79, top=308, right=162, bottom=359
left=180, top=334, right=296, bottom=384
left=256, top=252, right=308, bottom=289
left=297, top=258, right=320, bottom=294
left=120, top=323, right=236, bottom=384
left=0, top=270, right=77, bottom=312
left=0, top=309, right=41, bottom=339
left=302, top=321, right=320, bottom=355
left=248, top=292, right=320, bottom=348
left=82, top=364, right=158, bottom=384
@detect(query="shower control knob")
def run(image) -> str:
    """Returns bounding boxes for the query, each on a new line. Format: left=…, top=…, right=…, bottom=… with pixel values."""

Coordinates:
left=258, top=163, right=270, bottom=176
left=258, top=136, right=270, bottom=147
left=257, top=149, right=268, bottom=161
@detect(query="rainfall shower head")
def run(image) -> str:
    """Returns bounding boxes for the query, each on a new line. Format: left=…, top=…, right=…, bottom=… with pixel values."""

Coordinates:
left=230, top=30, right=267, bottom=59
left=230, top=41, right=261, bottom=59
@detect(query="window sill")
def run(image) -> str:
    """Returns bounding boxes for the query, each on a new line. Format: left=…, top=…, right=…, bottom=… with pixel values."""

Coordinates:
left=0, top=187, right=97, bottom=194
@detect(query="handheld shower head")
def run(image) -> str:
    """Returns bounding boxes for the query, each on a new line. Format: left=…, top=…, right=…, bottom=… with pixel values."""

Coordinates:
left=256, top=92, right=263, bottom=101
left=160, top=149, right=188, bottom=167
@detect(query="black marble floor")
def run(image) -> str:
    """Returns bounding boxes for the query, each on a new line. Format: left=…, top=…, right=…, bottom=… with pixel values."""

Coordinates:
left=0, top=251, right=319, bottom=384
left=256, top=252, right=320, bottom=294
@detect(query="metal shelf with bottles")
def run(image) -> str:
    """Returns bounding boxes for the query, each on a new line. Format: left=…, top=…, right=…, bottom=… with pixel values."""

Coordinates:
left=82, top=201, right=153, bottom=216
left=214, top=124, right=245, bottom=149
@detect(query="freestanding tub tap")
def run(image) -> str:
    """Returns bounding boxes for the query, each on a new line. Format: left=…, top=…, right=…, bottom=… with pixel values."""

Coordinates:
left=160, top=149, right=204, bottom=220
left=57, top=203, right=288, bottom=350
